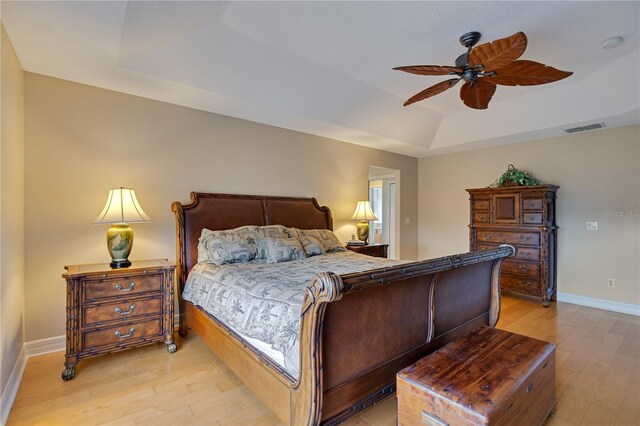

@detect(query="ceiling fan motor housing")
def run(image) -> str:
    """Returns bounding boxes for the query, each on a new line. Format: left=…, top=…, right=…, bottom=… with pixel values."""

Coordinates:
left=459, top=31, right=482, bottom=49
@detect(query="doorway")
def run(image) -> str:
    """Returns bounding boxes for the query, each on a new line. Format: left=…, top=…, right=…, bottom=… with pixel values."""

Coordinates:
left=368, top=166, right=400, bottom=259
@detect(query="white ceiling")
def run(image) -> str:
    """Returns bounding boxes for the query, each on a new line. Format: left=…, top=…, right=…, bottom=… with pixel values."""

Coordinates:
left=2, top=1, right=639, bottom=157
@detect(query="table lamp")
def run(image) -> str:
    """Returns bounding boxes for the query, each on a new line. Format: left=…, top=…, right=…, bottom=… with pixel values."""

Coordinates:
left=351, top=201, right=378, bottom=244
left=94, top=187, right=151, bottom=268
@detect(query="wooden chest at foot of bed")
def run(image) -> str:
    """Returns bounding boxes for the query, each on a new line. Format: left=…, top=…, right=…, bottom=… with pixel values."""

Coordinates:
left=396, top=326, right=556, bottom=426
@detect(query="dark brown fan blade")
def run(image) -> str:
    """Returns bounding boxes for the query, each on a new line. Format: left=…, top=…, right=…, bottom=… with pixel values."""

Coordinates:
left=403, top=78, right=461, bottom=106
left=393, top=65, right=463, bottom=76
left=460, top=79, right=497, bottom=110
left=468, top=32, right=527, bottom=72
left=486, top=60, right=573, bottom=86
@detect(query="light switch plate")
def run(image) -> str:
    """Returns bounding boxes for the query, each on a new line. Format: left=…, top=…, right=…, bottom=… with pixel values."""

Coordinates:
left=586, top=221, right=598, bottom=231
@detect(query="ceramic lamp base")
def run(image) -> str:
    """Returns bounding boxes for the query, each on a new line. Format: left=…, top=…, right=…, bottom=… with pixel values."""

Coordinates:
left=356, top=221, right=369, bottom=244
left=107, top=224, right=134, bottom=268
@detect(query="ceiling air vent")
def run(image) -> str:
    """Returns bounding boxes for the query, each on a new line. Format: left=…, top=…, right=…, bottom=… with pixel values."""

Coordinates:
left=564, top=123, right=605, bottom=133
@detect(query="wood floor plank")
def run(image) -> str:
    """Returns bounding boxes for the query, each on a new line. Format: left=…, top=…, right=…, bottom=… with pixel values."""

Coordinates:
left=7, top=295, right=640, bottom=426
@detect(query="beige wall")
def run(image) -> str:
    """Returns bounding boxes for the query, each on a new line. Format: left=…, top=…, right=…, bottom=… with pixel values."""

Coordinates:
left=418, top=125, right=640, bottom=305
left=1, top=24, right=26, bottom=395
left=24, top=73, right=418, bottom=342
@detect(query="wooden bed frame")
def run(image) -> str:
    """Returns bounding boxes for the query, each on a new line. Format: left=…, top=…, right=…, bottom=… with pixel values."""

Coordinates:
left=171, top=192, right=515, bottom=425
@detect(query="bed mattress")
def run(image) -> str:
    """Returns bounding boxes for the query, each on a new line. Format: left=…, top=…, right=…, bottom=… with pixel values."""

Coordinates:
left=182, top=251, right=405, bottom=378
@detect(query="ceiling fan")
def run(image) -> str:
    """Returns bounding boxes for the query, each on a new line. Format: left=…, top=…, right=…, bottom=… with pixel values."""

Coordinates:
left=394, top=31, right=573, bottom=110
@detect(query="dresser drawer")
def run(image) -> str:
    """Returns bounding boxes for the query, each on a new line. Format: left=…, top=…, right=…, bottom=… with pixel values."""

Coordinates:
left=522, top=199, right=543, bottom=210
left=523, top=212, right=543, bottom=224
left=473, top=199, right=490, bottom=211
left=502, top=260, right=540, bottom=278
left=83, top=296, right=163, bottom=326
left=477, top=231, right=540, bottom=246
left=83, top=318, right=162, bottom=349
left=473, top=212, right=490, bottom=223
left=501, top=274, right=540, bottom=297
left=478, top=244, right=540, bottom=262
left=83, top=274, right=163, bottom=301
left=345, top=244, right=388, bottom=258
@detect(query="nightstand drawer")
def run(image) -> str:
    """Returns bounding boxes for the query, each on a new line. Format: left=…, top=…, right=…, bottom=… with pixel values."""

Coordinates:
left=83, top=296, right=163, bottom=326
left=83, top=318, right=162, bottom=349
left=84, top=274, right=163, bottom=301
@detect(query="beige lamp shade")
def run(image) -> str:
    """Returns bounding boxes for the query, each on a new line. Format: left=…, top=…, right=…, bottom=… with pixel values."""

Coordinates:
left=94, top=187, right=151, bottom=224
left=351, top=201, right=378, bottom=221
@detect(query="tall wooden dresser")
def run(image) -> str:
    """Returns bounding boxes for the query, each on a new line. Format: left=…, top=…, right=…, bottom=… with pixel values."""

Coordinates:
left=467, top=185, right=558, bottom=306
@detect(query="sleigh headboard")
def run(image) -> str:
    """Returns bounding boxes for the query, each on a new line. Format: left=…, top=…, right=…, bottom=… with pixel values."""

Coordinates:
left=171, top=192, right=333, bottom=291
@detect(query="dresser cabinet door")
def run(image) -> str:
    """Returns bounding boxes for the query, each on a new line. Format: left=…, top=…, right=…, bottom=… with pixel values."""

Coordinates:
left=493, top=194, right=520, bottom=224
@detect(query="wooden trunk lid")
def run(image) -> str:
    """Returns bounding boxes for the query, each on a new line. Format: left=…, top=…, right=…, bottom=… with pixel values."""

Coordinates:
left=397, top=326, right=555, bottom=425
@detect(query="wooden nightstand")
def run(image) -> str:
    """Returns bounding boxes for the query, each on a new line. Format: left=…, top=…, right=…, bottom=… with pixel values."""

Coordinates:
left=61, top=259, right=176, bottom=380
left=345, top=243, right=389, bottom=258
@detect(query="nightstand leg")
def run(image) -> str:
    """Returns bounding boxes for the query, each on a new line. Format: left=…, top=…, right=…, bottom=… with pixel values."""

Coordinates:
left=61, top=364, right=76, bottom=381
left=165, top=333, right=177, bottom=353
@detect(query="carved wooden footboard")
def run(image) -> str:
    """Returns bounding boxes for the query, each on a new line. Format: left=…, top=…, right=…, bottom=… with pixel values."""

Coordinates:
left=172, top=192, right=515, bottom=426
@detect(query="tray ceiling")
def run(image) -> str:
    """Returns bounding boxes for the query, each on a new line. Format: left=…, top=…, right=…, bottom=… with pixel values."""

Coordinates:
left=2, top=1, right=638, bottom=157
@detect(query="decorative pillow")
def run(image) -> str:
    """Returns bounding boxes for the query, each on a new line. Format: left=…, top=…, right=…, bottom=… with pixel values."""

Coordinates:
left=199, top=225, right=259, bottom=264
left=261, top=237, right=306, bottom=264
left=255, top=225, right=299, bottom=259
left=197, top=228, right=214, bottom=263
left=206, top=236, right=254, bottom=266
left=299, top=235, right=325, bottom=257
left=298, top=229, right=346, bottom=253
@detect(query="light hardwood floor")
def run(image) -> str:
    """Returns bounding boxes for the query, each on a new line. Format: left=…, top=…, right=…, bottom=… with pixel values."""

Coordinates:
left=7, top=295, right=640, bottom=425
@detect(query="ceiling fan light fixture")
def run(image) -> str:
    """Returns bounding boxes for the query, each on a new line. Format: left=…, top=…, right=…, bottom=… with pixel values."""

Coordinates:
left=600, top=36, right=624, bottom=50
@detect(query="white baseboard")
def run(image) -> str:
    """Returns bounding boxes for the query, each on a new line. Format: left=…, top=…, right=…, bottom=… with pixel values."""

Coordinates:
left=557, top=292, right=640, bottom=317
left=1, top=345, right=27, bottom=426
left=24, top=335, right=65, bottom=357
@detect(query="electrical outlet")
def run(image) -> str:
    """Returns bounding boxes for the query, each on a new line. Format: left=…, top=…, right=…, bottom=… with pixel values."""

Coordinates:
left=586, top=221, right=598, bottom=231
left=607, top=278, right=615, bottom=288
left=405, top=217, right=410, bottom=225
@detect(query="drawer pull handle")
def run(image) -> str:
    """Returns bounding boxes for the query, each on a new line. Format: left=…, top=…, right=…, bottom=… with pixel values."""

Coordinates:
left=115, top=328, right=135, bottom=338
left=518, top=265, right=528, bottom=271
left=527, top=382, right=535, bottom=393
left=115, top=305, right=135, bottom=315
left=115, top=282, right=135, bottom=292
